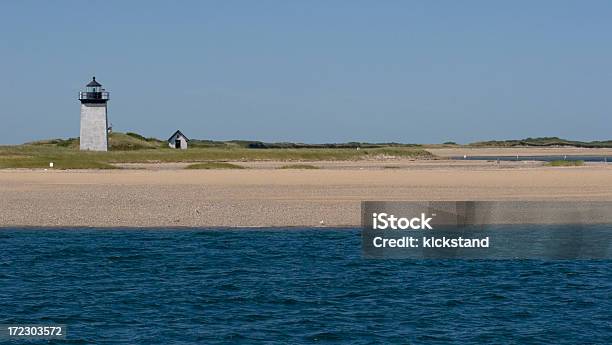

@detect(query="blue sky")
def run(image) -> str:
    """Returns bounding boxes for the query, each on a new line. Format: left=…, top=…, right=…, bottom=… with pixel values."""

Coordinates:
left=1, top=1, right=611, bottom=144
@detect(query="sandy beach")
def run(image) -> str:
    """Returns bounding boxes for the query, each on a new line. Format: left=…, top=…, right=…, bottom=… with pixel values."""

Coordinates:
left=1, top=159, right=611, bottom=228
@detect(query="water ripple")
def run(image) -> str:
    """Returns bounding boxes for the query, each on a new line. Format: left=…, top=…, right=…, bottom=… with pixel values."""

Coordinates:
left=0, top=228, right=610, bottom=344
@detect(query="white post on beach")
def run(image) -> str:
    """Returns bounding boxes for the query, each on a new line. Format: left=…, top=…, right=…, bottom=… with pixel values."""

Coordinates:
left=49, top=162, right=54, bottom=168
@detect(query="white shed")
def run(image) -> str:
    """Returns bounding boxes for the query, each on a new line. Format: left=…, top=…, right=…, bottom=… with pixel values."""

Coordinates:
left=168, top=130, right=189, bottom=149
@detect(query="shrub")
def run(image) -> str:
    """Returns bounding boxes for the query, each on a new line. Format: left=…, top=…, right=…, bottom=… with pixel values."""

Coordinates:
left=278, top=164, right=320, bottom=169
left=185, top=162, right=246, bottom=169
left=546, top=160, right=584, bottom=167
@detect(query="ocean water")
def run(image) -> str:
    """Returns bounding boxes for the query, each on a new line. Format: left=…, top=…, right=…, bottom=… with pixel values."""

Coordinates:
left=0, top=228, right=610, bottom=344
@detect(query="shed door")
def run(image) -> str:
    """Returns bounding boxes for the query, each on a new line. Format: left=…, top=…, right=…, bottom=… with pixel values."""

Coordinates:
left=175, top=139, right=181, bottom=149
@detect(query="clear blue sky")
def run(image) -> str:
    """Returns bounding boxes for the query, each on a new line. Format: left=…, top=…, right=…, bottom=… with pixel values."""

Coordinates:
left=1, top=1, right=611, bottom=144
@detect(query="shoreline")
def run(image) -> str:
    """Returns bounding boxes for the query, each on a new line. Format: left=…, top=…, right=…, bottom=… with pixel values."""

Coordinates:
left=0, top=226, right=351, bottom=230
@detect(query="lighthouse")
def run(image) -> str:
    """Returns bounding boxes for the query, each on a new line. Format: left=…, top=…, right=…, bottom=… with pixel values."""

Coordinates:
left=79, top=77, right=110, bottom=151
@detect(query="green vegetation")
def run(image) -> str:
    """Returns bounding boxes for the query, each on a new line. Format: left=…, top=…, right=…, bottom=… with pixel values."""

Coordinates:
left=0, top=132, right=432, bottom=169
left=26, top=133, right=164, bottom=150
left=278, top=164, right=320, bottom=169
left=7, top=132, right=610, bottom=170
left=109, top=133, right=164, bottom=150
left=470, top=137, right=612, bottom=148
left=125, top=132, right=162, bottom=143
left=185, top=162, right=246, bottom=169
left=546, top=160, right=584, bottom=167
left=27, top=138, right=79, bottom=149
left=0, top=145, right=117, bottom=169
left=190, top=140, right=422, bottom=149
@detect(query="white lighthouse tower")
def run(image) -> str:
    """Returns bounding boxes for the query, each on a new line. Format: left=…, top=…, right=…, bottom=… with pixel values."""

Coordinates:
left=79, top=77, right=110, bottom=151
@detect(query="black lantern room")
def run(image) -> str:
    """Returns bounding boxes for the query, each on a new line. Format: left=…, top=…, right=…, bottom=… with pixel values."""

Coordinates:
left=79, top=77, right=110, bottom=104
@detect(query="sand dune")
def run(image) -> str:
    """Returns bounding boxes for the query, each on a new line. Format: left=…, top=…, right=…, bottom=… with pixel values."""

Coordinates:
left=427, top=147, right=612, bottom=157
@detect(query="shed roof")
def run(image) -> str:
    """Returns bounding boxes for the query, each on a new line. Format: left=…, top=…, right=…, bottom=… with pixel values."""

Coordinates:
left=168, top=130, right=189, bottom=142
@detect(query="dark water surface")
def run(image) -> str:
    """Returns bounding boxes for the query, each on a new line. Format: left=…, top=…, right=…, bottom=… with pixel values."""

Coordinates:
left=0, top=229, right=610, bottom=344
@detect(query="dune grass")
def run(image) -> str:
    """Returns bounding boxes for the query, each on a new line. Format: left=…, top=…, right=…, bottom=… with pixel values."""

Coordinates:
left=0, top=145, right=118, bottom=169
left=545, top=160, right=584, bottom=167
left=185, top=162, right=246, bottom=170
left=278, top=164, right=320, bottom=169
left=109, top=133, right=164, bottom=150
left=0, top=146, right=431, bottom=169
left=0, top=132, right=433, bottom=169
left=470, top=137, right=612, bottom=148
